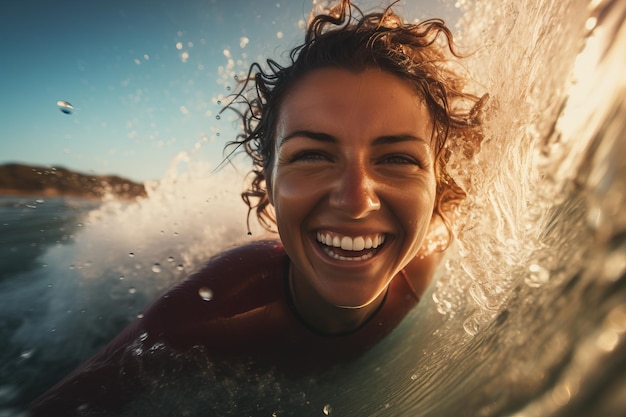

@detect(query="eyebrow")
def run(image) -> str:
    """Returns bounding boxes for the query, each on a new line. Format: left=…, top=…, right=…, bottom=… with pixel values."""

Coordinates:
left=279, top=130, right=430, bottom=147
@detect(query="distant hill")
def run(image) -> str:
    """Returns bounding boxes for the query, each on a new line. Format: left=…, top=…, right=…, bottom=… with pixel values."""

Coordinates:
left=0, top=163, right=147, bottom=200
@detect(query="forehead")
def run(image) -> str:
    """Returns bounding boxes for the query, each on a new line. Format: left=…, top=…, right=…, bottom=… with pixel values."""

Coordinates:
left=277, top=68, right=433, bottom=142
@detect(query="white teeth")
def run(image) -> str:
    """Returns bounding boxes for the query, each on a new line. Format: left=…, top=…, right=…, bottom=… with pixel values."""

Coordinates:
left=322, top=246, right=375, bottom=261
left=353, top=236, right=365, bottom=251
left=316, top=232, right=385, bottom=253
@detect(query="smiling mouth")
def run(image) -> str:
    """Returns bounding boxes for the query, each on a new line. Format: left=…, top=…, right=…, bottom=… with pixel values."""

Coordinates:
left=315, top=231, right=386, bottom=262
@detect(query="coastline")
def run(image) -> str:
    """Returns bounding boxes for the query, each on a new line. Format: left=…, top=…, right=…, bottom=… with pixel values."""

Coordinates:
left=0, top=163, right=147, bottom=201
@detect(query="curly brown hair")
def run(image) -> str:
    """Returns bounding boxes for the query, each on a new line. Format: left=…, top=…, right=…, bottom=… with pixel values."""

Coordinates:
left=223, top=0, right=483, bottom=242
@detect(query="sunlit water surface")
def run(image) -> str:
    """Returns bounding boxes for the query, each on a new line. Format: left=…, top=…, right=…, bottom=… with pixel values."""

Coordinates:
left=1, top=0, right=625, bottom=415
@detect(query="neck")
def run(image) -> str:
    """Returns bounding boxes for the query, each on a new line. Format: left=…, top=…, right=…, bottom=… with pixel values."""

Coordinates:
left=288, top=266, right=387, bottom=336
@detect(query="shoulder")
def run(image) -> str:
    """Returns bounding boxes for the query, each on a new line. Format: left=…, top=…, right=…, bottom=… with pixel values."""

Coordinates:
left=192, top=239, right=286, bottom=280
left=186, top=239, right=286, bottom=303
left=150, top=239, right=286, bottom=312
left=27, top=240, right=289, bottom=413
left=140, top=239, right=288, bottom=348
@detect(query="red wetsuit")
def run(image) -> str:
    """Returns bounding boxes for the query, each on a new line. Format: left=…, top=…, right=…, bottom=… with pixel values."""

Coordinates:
left=29, top=240, right=420, bottom=415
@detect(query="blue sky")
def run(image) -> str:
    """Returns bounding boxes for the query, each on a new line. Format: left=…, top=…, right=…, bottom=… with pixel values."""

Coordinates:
left=0, top=0, right=459, bottom=182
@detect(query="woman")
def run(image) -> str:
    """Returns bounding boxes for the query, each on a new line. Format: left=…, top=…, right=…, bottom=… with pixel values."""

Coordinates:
left=30, top=0, right=482, bottom=414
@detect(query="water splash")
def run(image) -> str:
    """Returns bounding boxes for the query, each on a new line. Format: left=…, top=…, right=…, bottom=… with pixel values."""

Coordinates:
left=433, top=0, right=602, bottom=330
left=6, top=159, right=267, bottom=390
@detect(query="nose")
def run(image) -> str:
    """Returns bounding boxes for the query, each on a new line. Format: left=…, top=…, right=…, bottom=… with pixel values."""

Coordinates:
left=329, top=163, right=381, bottom=219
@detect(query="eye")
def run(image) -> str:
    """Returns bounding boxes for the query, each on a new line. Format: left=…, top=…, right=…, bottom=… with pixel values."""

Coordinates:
left=290, top=150, right=332, bottom=163
left=378, top=154, right=421, bottom=166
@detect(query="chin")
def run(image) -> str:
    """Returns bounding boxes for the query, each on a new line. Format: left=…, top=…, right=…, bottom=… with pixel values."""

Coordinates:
left=319, top=282, right=387, bottom=309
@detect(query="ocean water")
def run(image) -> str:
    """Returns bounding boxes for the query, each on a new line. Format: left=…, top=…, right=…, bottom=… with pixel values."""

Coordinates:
left=0, top=164, right=263, bottom=413
left=1, top=0, right=625, bottom=416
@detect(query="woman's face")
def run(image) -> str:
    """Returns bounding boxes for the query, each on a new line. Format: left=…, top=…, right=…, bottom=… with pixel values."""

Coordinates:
left=268, top=68, right=437, bottom=309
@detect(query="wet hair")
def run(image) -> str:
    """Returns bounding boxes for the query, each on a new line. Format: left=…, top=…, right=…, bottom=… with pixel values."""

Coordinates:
left=224, top=0, right=483, bottom=243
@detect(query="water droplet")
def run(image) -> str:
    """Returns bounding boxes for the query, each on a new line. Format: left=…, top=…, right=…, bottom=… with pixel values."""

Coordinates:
left=215, top=115, right=221, bottom=120
left=129, top=252, right=135, bottom=257
left=149, top=342, right=165, bottom=352
left=152, top=263, right=162, bottom=273
left=216, top=100, right=222, bottom=105
left=603, top=242, right=626, bottom=282
left=585, top=16, right=597, bottom=31
left=137, top=313, right=144, bottom=319
left=167, top=256, right=175, bottom=263
left=198, top=287, right=213, bottom=301
left=57, top=100, right=74, bottom=115
left=463, top=317, right=480, bottom=336
left=525, top=263, right=550, bottom=288
left=139, top=332, right=148, bottom=342
left=128, top=287, right=137, bottom=294
left=596, top=328, right=619, bottom=352
left=410, top=374, right=418, bottom=380
left=226, top=86, right=231, bottom=91
left=176, top=264, right=184, bottom=271
left=323, top=404, right=332, bottom=415
left=20, top=350, right=34, bottom=359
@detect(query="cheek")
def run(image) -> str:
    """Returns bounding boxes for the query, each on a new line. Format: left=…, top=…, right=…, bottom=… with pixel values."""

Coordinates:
left=393, top=186, right=436, bottom=239
left=272, top=165, right=330, bottom=206
left=271, top=174, right=323, bottom=230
